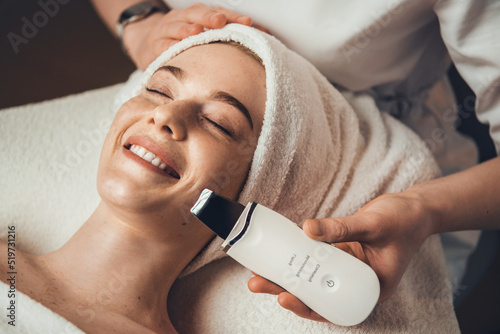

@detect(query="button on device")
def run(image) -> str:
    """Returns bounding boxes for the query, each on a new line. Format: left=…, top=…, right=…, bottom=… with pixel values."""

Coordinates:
left=321, top=274, right=339, bottom=292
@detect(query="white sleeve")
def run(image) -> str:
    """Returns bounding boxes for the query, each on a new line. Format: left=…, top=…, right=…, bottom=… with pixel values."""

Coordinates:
left=434, top=0, right=500, bottom=154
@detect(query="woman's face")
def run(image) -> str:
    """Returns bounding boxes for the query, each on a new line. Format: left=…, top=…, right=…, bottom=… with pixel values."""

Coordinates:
left=97, top=43, right=266, bottom=226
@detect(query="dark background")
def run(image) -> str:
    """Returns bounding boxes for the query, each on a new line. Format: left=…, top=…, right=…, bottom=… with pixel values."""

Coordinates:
left=1, top=1, right=499, bottom=332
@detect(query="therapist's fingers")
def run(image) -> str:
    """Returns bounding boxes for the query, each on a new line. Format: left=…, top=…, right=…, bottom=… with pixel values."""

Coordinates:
left=180, top=5, right=266, bottom=33
left=249, top=275, right=329, bottom=322
left=248, top=275, right=285, bottom=295
left=209, top=7, right=252, bottom=26
left=178, top=3, right=252, bottom=28
left=277, top=292, right=329, bottom=322
left=154, top=38, right=179, bottom=57
left=153, top=20, right=205, bottom=41
left=123, top=3, right=257, bottom=70
left=303, top=215, right=372, bottom=244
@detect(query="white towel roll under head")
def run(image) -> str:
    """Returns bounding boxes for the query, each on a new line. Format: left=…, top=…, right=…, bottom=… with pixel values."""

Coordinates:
left=113, top=24, right=440, bottom=276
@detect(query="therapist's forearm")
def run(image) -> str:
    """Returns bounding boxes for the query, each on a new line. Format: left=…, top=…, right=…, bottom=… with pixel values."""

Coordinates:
left=410, top=155, right=500, bottom=234
left=90, top=0, right=162, bottom=36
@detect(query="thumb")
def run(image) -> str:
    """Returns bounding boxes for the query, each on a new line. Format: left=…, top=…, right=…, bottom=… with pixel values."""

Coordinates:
left=303, top=216, right=370, bottom=243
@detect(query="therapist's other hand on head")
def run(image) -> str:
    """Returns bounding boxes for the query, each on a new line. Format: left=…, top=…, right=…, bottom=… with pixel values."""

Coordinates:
left=122, top=3, right=265, bottom=70
left=248, top=191, right=435, bottom=322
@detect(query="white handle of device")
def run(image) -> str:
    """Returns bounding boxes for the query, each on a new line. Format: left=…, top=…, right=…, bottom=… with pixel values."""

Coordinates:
left=222, top=203, right=380, bottom=326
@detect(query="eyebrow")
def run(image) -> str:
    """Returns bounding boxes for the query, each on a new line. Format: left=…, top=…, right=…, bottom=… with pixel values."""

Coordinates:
left=153, top=65, right=254, bottom=130
left=154, top=65, right=185, bottom=81
left=210, top=91, right=254, bottom=130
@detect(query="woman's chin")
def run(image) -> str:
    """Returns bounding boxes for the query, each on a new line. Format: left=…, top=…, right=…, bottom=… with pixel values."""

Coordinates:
left=97, top=176, right=160, bottom=213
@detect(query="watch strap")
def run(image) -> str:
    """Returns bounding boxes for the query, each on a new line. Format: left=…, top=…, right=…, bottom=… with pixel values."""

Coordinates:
left=116, top=1, right=167, bottom=56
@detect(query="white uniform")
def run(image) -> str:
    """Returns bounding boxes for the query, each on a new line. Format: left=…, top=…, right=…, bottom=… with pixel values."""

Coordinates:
left=166, top=0, right=500, bottom=153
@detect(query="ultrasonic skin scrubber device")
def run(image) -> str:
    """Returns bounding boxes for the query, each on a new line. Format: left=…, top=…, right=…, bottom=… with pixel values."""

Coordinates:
left=191, top=189, right=380, bottom=326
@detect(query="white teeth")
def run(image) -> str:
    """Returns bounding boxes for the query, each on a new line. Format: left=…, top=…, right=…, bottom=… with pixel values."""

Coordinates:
left=143, top=152, right=155, bottom=163
left=151, top=157, right=161, bottom=167
left=137, top=147, right=147, bottom=158
left=128, top=144, right=173, bottom=174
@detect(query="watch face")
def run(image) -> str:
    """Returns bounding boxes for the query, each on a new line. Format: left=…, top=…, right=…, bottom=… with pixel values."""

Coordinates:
left=120, top=1, right=156, bottom=23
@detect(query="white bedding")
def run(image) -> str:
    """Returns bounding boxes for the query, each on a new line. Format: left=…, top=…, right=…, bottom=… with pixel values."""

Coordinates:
left=0, top=85, right=459, bottom=333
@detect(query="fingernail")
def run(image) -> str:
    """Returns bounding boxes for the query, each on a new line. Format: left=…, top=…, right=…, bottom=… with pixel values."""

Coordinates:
left=309, top=220, right=324, bottom=236
left=210, top=13, right=223, bottom=22
left=237, top=16, right=251, bottom=24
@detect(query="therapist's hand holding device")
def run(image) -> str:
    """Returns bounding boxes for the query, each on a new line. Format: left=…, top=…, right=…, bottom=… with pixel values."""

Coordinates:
left=250, top=190, right=435, bottom=321
left=191, top=189, right=380, bottom=326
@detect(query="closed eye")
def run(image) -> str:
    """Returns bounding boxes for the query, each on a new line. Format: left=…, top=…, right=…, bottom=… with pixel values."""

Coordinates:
left=203, top=116, right=232, bottom=137
left=146, top=87, right=172, bottom=99
left=146, top=86, right=232, bottom=137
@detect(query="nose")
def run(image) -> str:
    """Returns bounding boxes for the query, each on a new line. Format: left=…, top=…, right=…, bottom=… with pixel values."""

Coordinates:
left=151, top=101, right=195, bottom=141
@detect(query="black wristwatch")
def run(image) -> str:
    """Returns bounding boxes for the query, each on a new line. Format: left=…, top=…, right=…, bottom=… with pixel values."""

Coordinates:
left=116, top=1, right=168, bottom=54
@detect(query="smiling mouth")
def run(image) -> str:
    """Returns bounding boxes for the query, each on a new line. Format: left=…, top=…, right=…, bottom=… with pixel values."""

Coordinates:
left=124, top=144, right=180, bottom=179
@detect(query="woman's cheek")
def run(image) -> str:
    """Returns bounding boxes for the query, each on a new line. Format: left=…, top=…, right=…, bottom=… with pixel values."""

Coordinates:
left=213, top=156, right=253, bottom=198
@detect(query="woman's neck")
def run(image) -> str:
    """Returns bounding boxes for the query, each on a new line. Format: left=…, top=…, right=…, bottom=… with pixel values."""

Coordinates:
left=35, top=202, right=209, bottom=333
